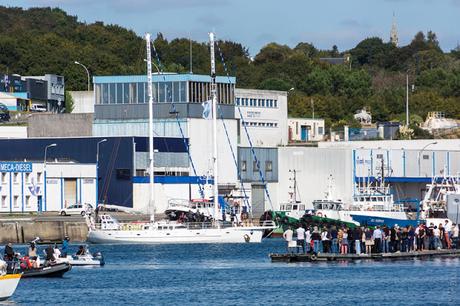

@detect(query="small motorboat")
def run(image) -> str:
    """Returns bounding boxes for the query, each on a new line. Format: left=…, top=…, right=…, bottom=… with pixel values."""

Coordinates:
left=20, top=262, right=72, bottom=278
left=59, top=251, right=105, bottom=267
left=0, top=260, right=21, bottom=301
left=69, top=251, right=104, bottom=266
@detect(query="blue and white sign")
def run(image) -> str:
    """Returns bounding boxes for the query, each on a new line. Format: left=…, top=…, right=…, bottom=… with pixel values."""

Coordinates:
left=0, top=162, right=33, bottom=173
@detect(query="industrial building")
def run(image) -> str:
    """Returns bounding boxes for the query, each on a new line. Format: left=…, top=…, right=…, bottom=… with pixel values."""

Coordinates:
left=0, top=161, right=96, bottom=213
left=0, top=73, right=65, bottom=112
left=235, top=88, right=288, bottom=147
left=287, top=118, right=325, bottom=142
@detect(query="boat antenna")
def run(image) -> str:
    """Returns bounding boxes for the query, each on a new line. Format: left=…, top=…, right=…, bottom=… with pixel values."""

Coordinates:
left=209, top=32, right=219, bottom=223
left=145, top=33, right=155, bottom=222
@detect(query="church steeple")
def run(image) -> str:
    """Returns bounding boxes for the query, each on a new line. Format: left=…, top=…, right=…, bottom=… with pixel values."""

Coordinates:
left=390, top=12, right=398, bottom=47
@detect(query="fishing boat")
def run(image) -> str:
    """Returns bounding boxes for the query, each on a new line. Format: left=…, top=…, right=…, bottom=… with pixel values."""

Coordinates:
left=420, top=175, right=458, bottom=226
left=345, top=178, right=413, bottom=227
left=0, top=260, right=21, bottom=301
left=273, top=169, right=308, bottom=222
left=87, top=32, right=276, bottom=244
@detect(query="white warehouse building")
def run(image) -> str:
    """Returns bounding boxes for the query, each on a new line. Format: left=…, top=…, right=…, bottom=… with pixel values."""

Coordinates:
left=235, top=88, right=288, bottom=147
left=0, top=161, right=96, bottom=213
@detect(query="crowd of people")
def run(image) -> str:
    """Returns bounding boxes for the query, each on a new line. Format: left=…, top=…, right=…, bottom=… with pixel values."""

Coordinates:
left=283, top=220, right=460, bottom=255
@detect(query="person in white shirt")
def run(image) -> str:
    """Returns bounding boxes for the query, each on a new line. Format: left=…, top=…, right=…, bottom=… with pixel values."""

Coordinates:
left=296, top=226, right=306, bottom=253
left=433, top=226, right=441, bottom=250
left=321, top=228, right=330, bottom=253
left=452, top=223, right=459, bottom=249
left=283, top=228, right=294, bottom=253
left=305, top=228, right=312, bottom=253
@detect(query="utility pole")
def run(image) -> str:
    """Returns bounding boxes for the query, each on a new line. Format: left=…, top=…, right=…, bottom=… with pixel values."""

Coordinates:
left=406, top=73, right=409, bottom=127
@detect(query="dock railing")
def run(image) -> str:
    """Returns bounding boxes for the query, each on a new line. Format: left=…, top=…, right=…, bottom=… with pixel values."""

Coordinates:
left=94, top=219, right=276, bottom=231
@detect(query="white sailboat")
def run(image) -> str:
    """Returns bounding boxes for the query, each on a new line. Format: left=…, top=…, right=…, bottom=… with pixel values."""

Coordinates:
left=0, top=260, right=21, bottom=301
left=87, top=32, right=275, bottom=244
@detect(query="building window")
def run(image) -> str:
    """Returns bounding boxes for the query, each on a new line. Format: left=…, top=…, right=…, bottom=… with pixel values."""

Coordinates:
left=13, top=196, right=19, bottom=208
left=423, top=154, right=430, bottom=160
left=25, top=173, right=30, bottom=184
left=1, top=173, right=6, bottom=184
left=253, top=161, right=259, bottom=172
left=241, top=161, right=247, bottom=172
left=26, top=196, right=31, bottom=208
left=274, top=100, right=278, bottom=108
left=109, top=83, right=116, bottom=104
left=37, top=172, right=42, bottom=183
left=265, top=161, right=273, bottom=172
left=318, top=127, right=324, bottom=135
left=137, top=83, right=145, bottom=103
left=13, top=173, right=18, bottom=184
left=1, top=196, right=6, bottom=208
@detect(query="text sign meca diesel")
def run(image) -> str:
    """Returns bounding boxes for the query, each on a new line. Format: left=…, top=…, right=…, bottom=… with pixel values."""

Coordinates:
left=0, top=162, right=33, bottom=173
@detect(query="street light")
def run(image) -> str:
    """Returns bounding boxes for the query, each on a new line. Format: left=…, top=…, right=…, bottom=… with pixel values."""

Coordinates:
left=418, top=141, right=438, bottom=177
left=74, top=61, right=91, bottom=91
left=43, top=143, right=57, bottom=212
left=96, top=139, right=107, bottom=208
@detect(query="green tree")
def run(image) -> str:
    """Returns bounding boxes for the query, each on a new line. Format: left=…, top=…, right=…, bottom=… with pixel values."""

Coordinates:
left=65, top=91, right=74, bottom=113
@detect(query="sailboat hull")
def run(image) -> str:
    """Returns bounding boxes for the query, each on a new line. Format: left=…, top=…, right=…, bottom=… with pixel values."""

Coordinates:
left=0, top=274, right=21, bottom=301
left=87, top=227, right=264, bottom=244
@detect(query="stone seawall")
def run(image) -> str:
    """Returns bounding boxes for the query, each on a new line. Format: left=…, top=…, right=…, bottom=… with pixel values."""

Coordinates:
left=0, top=220, right=88, bottom=244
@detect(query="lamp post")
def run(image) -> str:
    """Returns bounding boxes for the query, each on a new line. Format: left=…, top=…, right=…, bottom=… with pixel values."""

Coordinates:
left=96, top=139, right=107, bottom=208
left=43, top=143, right=57, bottom=212
left=74, top=61, right=91, bottom=91
left=418, top=142, right=438, bottom=176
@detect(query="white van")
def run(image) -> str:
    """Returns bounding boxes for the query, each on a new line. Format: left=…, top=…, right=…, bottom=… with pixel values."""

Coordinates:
left=31, top=104, right=47, bottom=112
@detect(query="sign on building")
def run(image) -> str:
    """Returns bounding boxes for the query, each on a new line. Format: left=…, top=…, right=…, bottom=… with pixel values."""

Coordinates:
left=0, top=162, right=33, bottom=173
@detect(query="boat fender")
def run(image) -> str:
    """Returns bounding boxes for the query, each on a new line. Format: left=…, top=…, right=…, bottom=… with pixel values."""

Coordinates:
left=244, top=234, right=251, bottom=243
left=310, top=254, right=317, bottom=261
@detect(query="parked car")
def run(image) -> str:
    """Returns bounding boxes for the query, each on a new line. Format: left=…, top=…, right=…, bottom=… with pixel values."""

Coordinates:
left=0, top=103, right=10, bottom=122
left=59, top=203, right=94, bottom=216
left=30, top=104, right=47, bottom=112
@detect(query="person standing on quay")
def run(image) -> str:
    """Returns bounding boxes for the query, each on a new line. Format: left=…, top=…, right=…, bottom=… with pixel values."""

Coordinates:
left=305, top=226, right=312, bottom=253
left=340, top=228, right=349, bottom=254
left=373, top=226, right=383, bottom=253
left=296, top=225, right=306, bottom=254
left=365, top=228, right=374, bottom=254
left=283, top=227, right=294, bottom=253
left=353, top=226, right=362, bottom=255
left=451, top=224, right=459, bottom=249
left=311, top=226, right=321, bottom=254
left=330, top=226, right=338, bottom=254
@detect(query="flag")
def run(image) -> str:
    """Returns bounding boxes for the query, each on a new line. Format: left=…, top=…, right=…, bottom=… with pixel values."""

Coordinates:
left=202, top=99, right=212, bottom=120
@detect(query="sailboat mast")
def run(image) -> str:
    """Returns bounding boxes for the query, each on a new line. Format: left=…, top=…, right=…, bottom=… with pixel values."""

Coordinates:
left=145, top=33, right=155, bottom=221
left=209, top=32, right=219, bottom=222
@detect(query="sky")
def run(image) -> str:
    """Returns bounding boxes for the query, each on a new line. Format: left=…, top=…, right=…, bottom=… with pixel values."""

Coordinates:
left=0, top=0, right=459, bottom=55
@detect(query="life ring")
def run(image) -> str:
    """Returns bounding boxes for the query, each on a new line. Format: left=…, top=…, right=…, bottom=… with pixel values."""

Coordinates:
left=316, top=212, right=323, bottom=218
left=310, top=254, right=317, bottom=261
left=244, top=234, right=251, bottom=243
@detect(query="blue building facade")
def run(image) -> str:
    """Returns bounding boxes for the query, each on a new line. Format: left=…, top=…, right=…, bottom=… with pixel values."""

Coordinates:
left=0, top=136, right=188, bottom=208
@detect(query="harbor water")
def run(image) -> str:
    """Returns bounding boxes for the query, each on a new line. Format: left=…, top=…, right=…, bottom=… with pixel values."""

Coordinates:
left=5, top=239, right=460, bottom=305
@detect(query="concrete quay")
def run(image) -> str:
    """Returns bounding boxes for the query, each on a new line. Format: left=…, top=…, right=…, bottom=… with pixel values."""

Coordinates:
left=270, top=249, right=460, bottom=262
left=0, top=212, right=152, bottom=244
